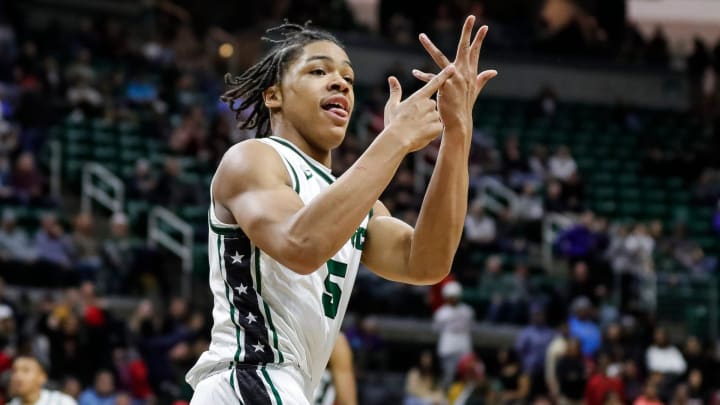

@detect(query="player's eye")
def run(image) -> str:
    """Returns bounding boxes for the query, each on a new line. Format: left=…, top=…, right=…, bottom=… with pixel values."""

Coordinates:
left=344, top=76, right=354, bottom=85
left=310, top=69, right=326, bottom=76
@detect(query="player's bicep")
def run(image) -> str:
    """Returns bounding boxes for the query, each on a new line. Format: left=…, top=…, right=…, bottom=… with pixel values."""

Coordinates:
left=213, top=141, right=306, bottom=268
left=361, top=201, right=416, bottom=284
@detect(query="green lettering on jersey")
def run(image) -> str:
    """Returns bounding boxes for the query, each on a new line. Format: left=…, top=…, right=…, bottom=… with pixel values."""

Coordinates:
left=351, top=226, right=367, bottom=250
left=322, top=259, right=347, bottom=319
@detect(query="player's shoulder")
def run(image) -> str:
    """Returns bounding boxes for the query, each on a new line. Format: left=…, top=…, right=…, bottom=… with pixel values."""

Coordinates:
left=214, top=138, right=289, bottom=196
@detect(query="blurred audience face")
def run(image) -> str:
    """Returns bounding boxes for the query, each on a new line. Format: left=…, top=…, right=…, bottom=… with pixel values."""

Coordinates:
left=62, top=376, right=82, bottom=398
left=573, top=261, right=588, bottom=282
left=115, top=392, right=132, bottom=405
left=74, top=212, right=94, bottom=235
left=419, top=350, right=434, bottom=372
left=653, top=328, right=668, bottom=347
left=566, top=338, right=581, bottom=357
left=16, top=153, right=36, bottom=173
left=486, top=255, right=502, bottom=274
left=685, top=336, right=701, bottom=356
left=606, top=323, right=621, bottom=342
left=111, top=213, right=129, bottom=237
left=9, top=357, right=46, bottom=399
left=688, top=369, right=702, bottom=389
left=94, top=370, right=115, bottom=396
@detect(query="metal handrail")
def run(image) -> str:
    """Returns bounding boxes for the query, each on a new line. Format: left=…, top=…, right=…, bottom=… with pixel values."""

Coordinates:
left=148, top=206, right=194, bottom=297
left=81, top=162, right=125, bottom=213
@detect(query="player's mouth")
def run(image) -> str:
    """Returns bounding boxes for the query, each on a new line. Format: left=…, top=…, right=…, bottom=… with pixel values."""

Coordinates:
left=321, top=95, right=350, bottom=125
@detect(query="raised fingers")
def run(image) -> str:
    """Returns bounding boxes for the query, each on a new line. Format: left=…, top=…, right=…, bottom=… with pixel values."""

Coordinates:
left=455, top=15, right=476, bottom=63
left=408, top=64, right=455, bottom=101
left=411, top=69, right=434, bottom=83
left=469, top=25, right=488, bottom=69
left=473, top=69, right=498, bottom=97
left=419, top=33, right=451, bottom=69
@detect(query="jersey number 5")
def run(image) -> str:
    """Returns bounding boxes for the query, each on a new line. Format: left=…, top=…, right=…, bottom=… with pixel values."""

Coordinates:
left=322, top=259, right=347, bottom=319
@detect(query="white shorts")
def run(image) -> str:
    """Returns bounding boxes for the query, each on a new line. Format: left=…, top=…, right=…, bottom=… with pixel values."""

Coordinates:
left=190, top=365, right=311, bottom=405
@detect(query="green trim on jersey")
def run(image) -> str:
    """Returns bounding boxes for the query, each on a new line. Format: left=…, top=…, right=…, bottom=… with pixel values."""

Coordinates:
left=281, top=156, right=300, bottom=193
left=261, top=367, right=283, bottom=405
left=254, top=247, right=284, bottom=363
left=267, top=137, right=335, bottom=184
left=219, top=236, right=244, bottom=363
left=208, top=209, right=244, bottom=237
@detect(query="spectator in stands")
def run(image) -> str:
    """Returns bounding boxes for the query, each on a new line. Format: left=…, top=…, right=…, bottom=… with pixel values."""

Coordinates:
left=70, top=212, right=102, bottom=281
left=561, top=172, right=585, bottom=212
left=34, top=213, right=73, bottom=277
left=78, top=369, right=116, bottom=405
left=151, top=157, right=200, bottom=208
left=646, top=327, right=686, bottom=377
left=621, top=359, right=644, bottom=403
left=501, top=135, right=531, bottom=189
left=683, top=336, right=709, bottom=378
left=169, top=106, right=207, bottom=156
left=686, top=369, right=706, bottom=403
left=8, top=355, right=77, bottom=405
left=568, top=260, right=609, bottom=307
left=345, top=315, right=387, bottom=373
left=549, top=146, right=578, bottom=183
left=633, top=381, right=663, bottom=405
left=545, top=322, right=569, bottom=399
left=433, top=281, right=474, bottom=389
left=568, top=297, right=601, bottom=357
left=127, top=159, right=157, bottom=201
left=12, top=152, right=46, bottom=207
left=584, top=353, right=624, bottom=405
left=555, top=211, right=596, bottom=262
left=0, top=209, right=36, bottom=264
left=464, top=200, right=497, bottom=252
left=111, top=346, right=153, bottom=403
left=528, top=145, right=549, bottom=181
left=481, top=259, right=530, bottom=324
left=0, top=155, right=14, bottom=204
left=512, top=182, right=544, bottom=233
left=403, top=350, right=446, bottom=405
left=497, top=348, right=530, bottom=404
left=515, top=306, right=555, bottom=394
left=62, top=376, right=82, bottom=400
left=556, top=338, right=587, bottom=405
left=101, top=212, right=133, bottom=294
left=447, top=353, right=488, bottom=405
left=544, top=180, right=568, bottom=213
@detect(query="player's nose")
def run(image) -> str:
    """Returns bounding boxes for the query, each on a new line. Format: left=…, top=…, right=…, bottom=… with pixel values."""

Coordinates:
left=327, top=74, right=350, bottom=93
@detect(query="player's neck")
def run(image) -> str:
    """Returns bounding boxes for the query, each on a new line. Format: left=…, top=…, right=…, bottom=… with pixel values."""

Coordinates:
left=270, top=123, right=332, bottom=169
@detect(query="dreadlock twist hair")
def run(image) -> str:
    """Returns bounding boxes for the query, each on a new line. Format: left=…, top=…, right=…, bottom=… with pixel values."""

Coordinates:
left=221, top=21, right=343, bottom=138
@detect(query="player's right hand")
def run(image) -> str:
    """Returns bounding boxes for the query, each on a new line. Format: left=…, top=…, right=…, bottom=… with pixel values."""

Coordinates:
left=383, top=64, right=455, bottom=153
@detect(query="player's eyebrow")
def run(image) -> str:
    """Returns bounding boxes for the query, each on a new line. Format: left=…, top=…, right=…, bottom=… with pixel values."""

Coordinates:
left=305, top=55, right=353, bottom=69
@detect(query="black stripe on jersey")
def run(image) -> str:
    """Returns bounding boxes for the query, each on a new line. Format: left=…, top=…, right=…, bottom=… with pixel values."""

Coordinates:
left=224, top=235, right=274, bottom=365
left=235, top=367, right=272, bottom=405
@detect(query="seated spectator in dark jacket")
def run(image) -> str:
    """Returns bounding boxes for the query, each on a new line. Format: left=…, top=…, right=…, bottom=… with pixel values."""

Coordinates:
left=35, top=213, right=73, bottom=270
left=555, top=212, right=596, bottom=261
left=12, top=152, right=47, bottom=206
left=70, top=212, right=102, bottom=280
left=556, top=338, right=587, bottom=405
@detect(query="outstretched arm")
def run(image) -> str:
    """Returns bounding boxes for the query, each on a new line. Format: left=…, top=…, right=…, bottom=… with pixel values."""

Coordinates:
left=362, top=16, right=497, bottom=285
left=214, top=68, right=454, bottom=275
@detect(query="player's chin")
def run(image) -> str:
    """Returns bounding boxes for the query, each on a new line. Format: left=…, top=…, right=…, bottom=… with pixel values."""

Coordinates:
left=319, top=125, right=347, bottom=148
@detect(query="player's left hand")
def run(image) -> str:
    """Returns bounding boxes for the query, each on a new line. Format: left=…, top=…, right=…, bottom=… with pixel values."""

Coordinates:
left=412, top=15, right=497, bottom=134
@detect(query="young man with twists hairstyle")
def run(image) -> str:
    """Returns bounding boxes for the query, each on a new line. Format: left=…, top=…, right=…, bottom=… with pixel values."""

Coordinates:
left=187, top=17, right=497, bottom=404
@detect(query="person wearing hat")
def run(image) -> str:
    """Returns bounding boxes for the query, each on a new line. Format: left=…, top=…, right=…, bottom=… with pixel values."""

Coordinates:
left=8, top=355, right=77, bottom=404
left=433, top=281, right=475, bottom=389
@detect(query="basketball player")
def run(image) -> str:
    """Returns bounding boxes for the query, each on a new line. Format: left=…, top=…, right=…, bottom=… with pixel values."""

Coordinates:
left=312, top=333, right=356, bottom=405
left=186, top=15, right=497, bottom=404
left=8, top=356, right=77, bottom=405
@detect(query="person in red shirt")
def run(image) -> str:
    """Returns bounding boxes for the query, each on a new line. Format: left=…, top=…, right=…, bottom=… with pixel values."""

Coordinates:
left=585, top=354, right=624, bottom=405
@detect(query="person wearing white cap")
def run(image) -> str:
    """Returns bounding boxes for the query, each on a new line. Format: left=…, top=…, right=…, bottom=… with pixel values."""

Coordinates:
left=433, top=281, right=474, bottom=389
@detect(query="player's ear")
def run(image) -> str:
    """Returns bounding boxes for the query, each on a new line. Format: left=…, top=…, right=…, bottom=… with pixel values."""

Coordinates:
left=263, top=84, right=282, bottom=109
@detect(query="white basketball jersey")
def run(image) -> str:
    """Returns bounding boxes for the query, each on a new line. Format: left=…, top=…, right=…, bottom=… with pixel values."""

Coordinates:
left=186, top=136, right=370, bottom=398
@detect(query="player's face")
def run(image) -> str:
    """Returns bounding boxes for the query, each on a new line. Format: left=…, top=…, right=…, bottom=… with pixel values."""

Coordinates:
left=9, top=358, right=46, bottom=397
left=276, top=41, right=355, bottom=152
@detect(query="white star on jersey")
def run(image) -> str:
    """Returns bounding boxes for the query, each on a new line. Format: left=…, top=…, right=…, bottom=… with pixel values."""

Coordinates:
left=253, top=342, right=265, bottom=352
left=235, top=284, right=248, bottom=295
left=231, top=252, right=244, bottom=264
left=246, top=312, right=257, bottom=324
